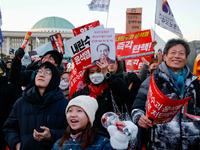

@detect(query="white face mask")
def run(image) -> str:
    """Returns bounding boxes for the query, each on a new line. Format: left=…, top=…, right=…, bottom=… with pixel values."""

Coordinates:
left=89, top=73, right=104, bottom=84
left=59, top=80, right=69, bottom=90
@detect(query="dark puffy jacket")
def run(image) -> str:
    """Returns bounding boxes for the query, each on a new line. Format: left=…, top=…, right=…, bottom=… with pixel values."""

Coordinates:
left=111, top=61, right=141, bottom=113
left=10, top=57, right=34, bottom=86
left=0, top=76, right=22, bottom=149
left=3, top=84, right=69, bottom=150
left=132, top=62, right=200, bottom=150
left=72, top=74, right=131, bottom=137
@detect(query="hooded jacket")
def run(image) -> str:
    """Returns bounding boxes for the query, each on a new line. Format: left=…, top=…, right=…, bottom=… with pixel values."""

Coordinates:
left=3, top=62, right=69, bottom=150
left=131, top=61, right=200, bottom=150
left=0, top=76, right=22, bottom=149
left=10, top=50, right=63, bottom=87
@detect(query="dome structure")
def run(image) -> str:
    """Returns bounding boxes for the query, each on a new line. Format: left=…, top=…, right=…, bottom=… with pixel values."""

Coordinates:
left=30, top=16, right=75, bottom=33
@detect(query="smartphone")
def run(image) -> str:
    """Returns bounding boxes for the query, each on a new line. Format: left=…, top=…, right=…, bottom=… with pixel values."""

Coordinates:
left=9, top=48, right=14, bottom=54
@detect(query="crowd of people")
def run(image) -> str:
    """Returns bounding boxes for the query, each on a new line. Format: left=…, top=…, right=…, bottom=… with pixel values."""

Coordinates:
left=0, top=38, right=200, bottom=150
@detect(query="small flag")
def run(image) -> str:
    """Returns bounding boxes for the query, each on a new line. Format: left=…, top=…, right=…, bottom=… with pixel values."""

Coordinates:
left=36, top=37, right=40, bottom=43
left=0, top=6, right=2, bottom=26
left=155, top=0, right=183, bottom=38
left=0, top=28, right=4, bottom=47
left=88, top=0, right=110, bottom=12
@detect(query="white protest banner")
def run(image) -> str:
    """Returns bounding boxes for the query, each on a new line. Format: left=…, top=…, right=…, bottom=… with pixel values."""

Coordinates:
left=155, top=0, right=183, bottom=38
left=90, top=28, right=116, bottom=65
left=65, top=25, right=104, bottom=71
left=88, top=0, right=110, bottom=12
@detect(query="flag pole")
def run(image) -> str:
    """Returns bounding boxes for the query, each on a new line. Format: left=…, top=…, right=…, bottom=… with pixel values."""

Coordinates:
left=105, top=11, right=109, bottom=28
left=105, top=0, right=111, bottom=28
left=154, top=0, right=158, bottom=40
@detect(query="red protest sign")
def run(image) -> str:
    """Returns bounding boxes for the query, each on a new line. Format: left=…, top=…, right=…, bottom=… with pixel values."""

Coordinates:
left=146, top=75, right=191, bottom=124
left=73, top=20, right=100, bottom=36
left=21, top=31, right=32, bottom=50
left=49, top=33, right=65, bottom=54
left=69, top=67, right=84, bottom=100
left=115, top=29, right=154, bottom=61
left=28, top=51, right=41, bottom=62
left=125, top=55, right=153, bottom=72
left=65, top=28, right=98, bottom=72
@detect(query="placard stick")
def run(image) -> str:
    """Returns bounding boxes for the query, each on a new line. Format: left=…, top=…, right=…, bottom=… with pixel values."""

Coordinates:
left=129, top=59, right=134, bottom=90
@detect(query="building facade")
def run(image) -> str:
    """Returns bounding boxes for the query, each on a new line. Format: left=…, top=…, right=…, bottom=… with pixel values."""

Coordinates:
left=1, top=16, right=75, bottom=55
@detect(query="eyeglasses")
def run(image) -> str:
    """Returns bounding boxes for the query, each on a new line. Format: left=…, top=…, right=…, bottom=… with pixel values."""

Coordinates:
left=61, top=77, right=69, bottom=82
left=37, top=69, right=52, bottom=76
left=43, top=56, right=54, bottom=60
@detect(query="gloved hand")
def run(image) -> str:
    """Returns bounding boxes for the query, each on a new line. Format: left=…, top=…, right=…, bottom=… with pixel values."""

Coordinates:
left=125, top=72, right=140, bottom=86
left=108, top=125, right=129, bottom=149
left=15, top=47, right=25, bottom=60
left=123, top=121, right=138, bottom=141
left=107, top=121, right=138, bottom=149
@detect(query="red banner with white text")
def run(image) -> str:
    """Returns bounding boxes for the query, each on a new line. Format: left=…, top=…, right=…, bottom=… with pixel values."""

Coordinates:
left=73, top=20, right=100, bottom=36
left=146, top=75, right=190, bottom=124
left=115, top=29, right=154, bottom=61
left=69, top=66, right=84, bottom=100
left=49, top=33, right=65, bottom=54
left=125, top=55, right=153, bottom=72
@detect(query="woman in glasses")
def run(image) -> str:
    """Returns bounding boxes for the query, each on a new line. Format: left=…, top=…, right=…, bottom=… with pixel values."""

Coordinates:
left=3, top=62, right=69, bottom=150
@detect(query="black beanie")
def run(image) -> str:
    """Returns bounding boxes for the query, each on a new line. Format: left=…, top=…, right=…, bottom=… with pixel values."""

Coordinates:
left=38, top=62, right=60, bottom=94
left=42, top=50, right=63, bottom=66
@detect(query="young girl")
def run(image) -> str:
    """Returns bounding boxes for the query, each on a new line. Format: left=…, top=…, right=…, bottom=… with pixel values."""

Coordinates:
left=52, top=95, right=112, bottom=150
left=72, top=56, right=132, bottom=137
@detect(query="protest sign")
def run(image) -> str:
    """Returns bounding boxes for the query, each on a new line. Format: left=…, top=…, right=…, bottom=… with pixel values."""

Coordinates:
left=21, top=31, right=32, bottom=50
left=69, top=66, right=84, bottom=100
left=125, top=55, right=153, bottom=72
left=90, top=28, right=116, bottom=65
left=49, top=33, right=65, bottom=54
left=126, top=8, right=142, bottom=33
left=65, top=26, right=103, bottom=71
left=65, top=30, right=91, bottom=71
left=28, top=51, right=40, bottom=62
left=115, top=29, right=154, bottom=61
left=146, top=75, right=191, bottom=124
left=73, top=20, right=100, bottom=36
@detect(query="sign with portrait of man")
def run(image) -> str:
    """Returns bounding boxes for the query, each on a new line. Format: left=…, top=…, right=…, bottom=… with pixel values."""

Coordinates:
left=90, top=28, right=116, bottom=65
left=65, top=25, right=104, bottom=71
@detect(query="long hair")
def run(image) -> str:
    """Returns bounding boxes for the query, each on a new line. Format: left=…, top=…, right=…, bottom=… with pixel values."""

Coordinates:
left=57, top=122, right=98, bottom=149
left=83, top=68, right=91, bottom=88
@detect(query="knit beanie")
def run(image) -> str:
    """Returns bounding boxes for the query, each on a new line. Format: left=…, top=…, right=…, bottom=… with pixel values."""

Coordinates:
left=66, top=95, right=98, bottom=126
left=42, top=50, right=63, bottom=66
left=37, top=62, right=60, bottom=95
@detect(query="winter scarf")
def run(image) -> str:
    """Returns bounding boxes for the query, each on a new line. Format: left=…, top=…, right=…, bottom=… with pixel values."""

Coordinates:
left=167, top=67, right=186, bottom=96
left=89, top=81, right=109, bottom=99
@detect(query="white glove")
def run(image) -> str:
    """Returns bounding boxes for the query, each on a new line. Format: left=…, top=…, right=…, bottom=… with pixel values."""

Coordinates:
left=108, top=125, right=129, bottom=149
left=123, top=121, right=138, bottom=141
